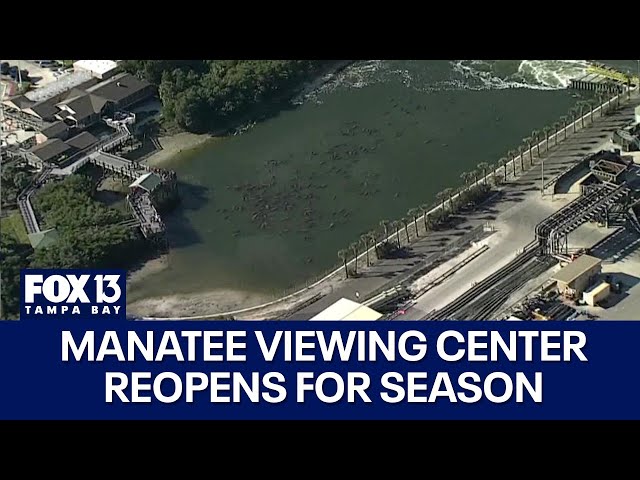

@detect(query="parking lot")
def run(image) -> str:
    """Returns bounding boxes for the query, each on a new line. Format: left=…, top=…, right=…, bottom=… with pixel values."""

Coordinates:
left=0, top=60, right=60, bottom=89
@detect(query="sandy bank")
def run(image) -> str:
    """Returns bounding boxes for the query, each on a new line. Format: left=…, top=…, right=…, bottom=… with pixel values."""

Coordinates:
left=127, top=288, right=274, bottom=319
left=143, top=132, right=215, bottom=167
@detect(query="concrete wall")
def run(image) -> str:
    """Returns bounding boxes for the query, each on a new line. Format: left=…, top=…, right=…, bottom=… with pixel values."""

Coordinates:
left=572, top=264, right=602, bottom=296
left=636, top=105, right=640, bottom=124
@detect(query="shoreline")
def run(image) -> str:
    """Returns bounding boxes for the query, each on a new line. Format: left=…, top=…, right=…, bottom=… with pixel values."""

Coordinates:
left=125, top=61, right=360, bottom=315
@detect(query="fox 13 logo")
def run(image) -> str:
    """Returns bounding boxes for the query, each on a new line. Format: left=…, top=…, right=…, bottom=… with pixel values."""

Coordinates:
left=20, top=269, right=126, bottom=320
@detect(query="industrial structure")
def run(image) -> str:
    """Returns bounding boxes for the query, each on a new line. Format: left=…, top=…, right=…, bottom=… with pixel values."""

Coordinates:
left=551, top=254, right=603, bottom=299
left=309, top=298, right=383, bottom=321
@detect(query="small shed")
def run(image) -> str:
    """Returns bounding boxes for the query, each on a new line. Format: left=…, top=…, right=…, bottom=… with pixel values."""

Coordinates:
left=129, top=172, right=163, bottom=193
left=309, top=298, right=383, bottom=321
left=583, top=282, right=610, bottom=307
left=552, top=254, right=603, bottom=299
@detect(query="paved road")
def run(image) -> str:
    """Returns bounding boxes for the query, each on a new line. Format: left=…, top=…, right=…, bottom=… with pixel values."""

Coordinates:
left=287, top=95, right=640, bottom=320
left=395, top=98, right=640, bottom=320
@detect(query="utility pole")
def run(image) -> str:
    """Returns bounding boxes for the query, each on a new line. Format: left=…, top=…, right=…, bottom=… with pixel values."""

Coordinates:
left=541, top=160, right=544, bottom=197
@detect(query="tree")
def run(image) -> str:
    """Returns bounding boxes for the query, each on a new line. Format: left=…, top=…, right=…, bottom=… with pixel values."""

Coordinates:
left=470, top=169, right=479, bottom=186
left=408, top=208, right=420, bottom=237
left=531, top=129, right=540, bottom=156
left=436, top=191, right=447, bottom=215
left=569, top=106, right=579, bottom=133
left=498, top=157, right=508, bottom=180
left=576, top=101, right=588, bottom=128
left=379, top=219, right=390, bottom=241
left=508, top=149, right=518, bottom=176
left=391, top=220, right=402, bottom=248
left=588, top=99, right=595, bottom=123
left=368, top=231, right=378, bottom=259
left=518, top=145, right=525, bottom=171
left=360, top=234, right=371, bottom=267
left=488, top=163, right=497, bottom=185
left=350, top=242, right=359, bottom=275
left=420, top=203, right=431, bottom=232
left=559, top=116, right=568, bottom=140
left=542, top=126, right=552, bottom=153
left=460, top=171, right=472, bottom=186
left=338, top=249, right=349, bottom=278
left=552, top=121, right=562, bottom=146
left=477, top=162, right=489, bottom=185
left=444, top=188, right=455, bottom=213
left=523, top=137, right=533, bottom=166
left=401, top=217, right=411, bottom=243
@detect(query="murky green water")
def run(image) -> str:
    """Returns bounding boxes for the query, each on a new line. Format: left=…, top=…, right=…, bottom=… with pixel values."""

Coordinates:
left=128, top=60, right=632, bottom=301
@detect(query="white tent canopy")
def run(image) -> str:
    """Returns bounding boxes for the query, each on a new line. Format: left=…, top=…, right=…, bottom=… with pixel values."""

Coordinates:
left=309, top=298, right=382, bottom=321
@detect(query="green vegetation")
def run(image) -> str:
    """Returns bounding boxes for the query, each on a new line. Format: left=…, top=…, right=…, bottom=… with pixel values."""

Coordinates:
left=0, top=213, right=29, bottom=245
left=1, top=162, right=35, bottom=209
left=31, top=175, right=144, bottom=269
left=0, top=235, right=31, bottom=319
left=121, top=60, right=337, bottom=133
left=1, top=174, right=146, bottom=318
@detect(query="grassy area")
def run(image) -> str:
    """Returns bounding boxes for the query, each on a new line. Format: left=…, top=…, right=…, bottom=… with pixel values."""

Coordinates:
left=1, top=212, right=30, bottom=245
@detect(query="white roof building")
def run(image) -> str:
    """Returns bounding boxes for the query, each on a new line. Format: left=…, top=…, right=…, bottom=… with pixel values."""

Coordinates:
left=309, top=298, right=383, bottom=321
left=73, top=60, right=119, bottom=80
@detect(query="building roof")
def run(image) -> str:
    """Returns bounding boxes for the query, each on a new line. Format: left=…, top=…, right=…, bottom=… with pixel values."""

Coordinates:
left=61, top=93, right=108, bottom=120
left=31, top=138, right=71, bottom=162
left=40, top=121, right=69, bottom=139
left=28, top=228, right=59, bottom=249
left=3, top=95, right=34, bottom=110
left=87, top=72, right=151, bottom=104
left=552, top=254, right=602, bottom=285
left=73, top=60, right=119, bottom=76
left=129, top=172, right=163, bottom=193
left=64, top=131, right=98, bottom=151
left=25, top=98, right=59, bottom=119
left=309, top=298, right=383, bottom=321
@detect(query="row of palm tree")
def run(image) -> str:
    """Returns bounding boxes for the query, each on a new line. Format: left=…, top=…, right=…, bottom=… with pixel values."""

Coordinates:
left=335, top=89, right=624, bottom=280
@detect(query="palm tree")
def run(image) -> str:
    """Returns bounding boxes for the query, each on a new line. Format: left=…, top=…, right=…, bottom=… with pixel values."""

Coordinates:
left=460, top=171, right=472, bottom=187
left=338, top=249, right=348, bottom=278
left=576, top=101, right=588, bottom=128
left=470, top=169, right=479, bottom=185
left=408, top=208, right=420, bottom=237
left=420, top=203, right=431, bottom=232
left=360, top=234, right=371, bottom=267
left=444, top=187, right=455, bottom=213
left=436, top=190, right=447, bottom=214
left=401, top=217, right=411, bottom=243
left=559, top=116, right=568, bottom=140
left=542, top=126, right=552, bottom=152
left=552, top=121, right=562, bottom=146
left=477, top=162, right=489, bottom=185
left=488, top=163, right=497, bottom=184
left=531, top=129, right=540, bottom=156
left=498, top=157, right=508, bottom=180
left=523, top=137, right=533, bottom=165
left=379, top=219, right=390, bottom=242
left=518, top=145, right=525, bottom=171
left=350, top=242, right=359, bottom=275
left=368, top=231, right=378, bottom=259
left=392, top=220, right=402, bottom=248
left=508, top=149, right=518, bottom=176
left=569, top=106, right=579, bottom=133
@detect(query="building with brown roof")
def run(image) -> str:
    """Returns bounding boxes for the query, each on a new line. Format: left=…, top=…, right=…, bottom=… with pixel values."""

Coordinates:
left=30, top=138, right=71, bottom=164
